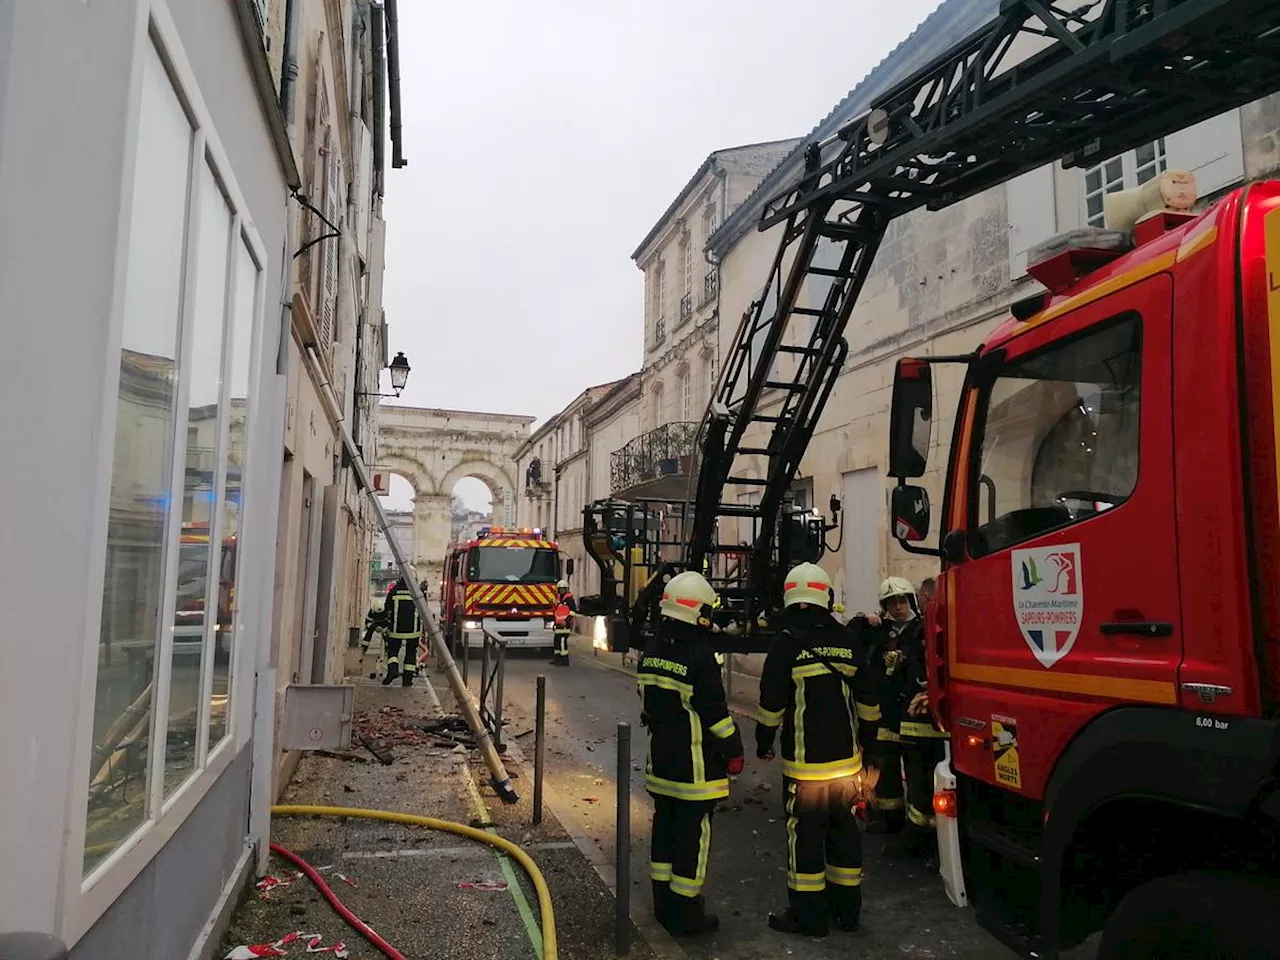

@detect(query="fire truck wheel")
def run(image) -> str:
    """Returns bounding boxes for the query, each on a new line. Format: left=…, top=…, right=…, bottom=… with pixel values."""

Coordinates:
left=1097, top=870, right=1280, bottom=959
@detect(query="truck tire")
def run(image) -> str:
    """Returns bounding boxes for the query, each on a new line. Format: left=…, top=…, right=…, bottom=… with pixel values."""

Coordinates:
left=1097, top=871, right=1280, bottom=959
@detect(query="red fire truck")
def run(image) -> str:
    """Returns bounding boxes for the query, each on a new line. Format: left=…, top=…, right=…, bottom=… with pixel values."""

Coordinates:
left=440, top=527, right=571, bottom=656
left=887, top=175, right=1280, bottom=953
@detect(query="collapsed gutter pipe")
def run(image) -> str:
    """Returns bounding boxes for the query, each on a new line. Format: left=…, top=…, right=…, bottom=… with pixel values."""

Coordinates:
left=384, top=0, right=407, bottom=168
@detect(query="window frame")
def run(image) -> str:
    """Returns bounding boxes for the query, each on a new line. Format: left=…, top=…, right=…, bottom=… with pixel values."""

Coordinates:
left=964, top=311, right=1145, bottom=559
left=1082, top=139, right=1167, bottom=227
left=65, top=1, right=270, bottom=943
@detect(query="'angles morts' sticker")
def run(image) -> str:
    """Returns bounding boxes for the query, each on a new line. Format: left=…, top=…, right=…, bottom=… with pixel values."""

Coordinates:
left=1011, top=543, right=1083, bottom=669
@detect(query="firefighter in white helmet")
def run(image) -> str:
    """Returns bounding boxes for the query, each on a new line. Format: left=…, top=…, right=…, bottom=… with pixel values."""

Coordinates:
left=756, top=562, right=877, bottom=938
left=549, top=578, right=576, bottom=667
left=638, top=570, right=743, bottom=938
left=852, top=576, right=946, bottom=858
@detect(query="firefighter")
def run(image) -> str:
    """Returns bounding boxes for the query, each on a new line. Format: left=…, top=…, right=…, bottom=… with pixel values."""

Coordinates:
left=756, top=562, right=876, bottom=938
left=380, top=579, right=423, bottom=687
left=550, top=579, right=576, bottom=667
left=638, top=571, right=744, bottom=937
left=360, top=598, right=386, bottom=678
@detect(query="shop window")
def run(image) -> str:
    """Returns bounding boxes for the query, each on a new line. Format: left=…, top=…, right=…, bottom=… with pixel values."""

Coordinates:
left=969, top=315, right=1142, bottom=557
left=84, top=24, right=266, bottom=879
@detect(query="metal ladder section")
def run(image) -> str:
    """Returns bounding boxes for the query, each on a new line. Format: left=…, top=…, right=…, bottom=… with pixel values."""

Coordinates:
left=685, top=0, right=1280, bottom=590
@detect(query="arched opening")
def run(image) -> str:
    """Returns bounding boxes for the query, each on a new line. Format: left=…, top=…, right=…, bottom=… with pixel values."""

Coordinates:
left=371, top=473, right=417, bottom=595
left=450, top=476, right=493, bottom=541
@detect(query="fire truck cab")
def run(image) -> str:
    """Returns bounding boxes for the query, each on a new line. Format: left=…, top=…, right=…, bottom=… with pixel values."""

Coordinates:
left=887, top=175, right=1280, bottom=956
left=440, top=527, right=570, bottom=656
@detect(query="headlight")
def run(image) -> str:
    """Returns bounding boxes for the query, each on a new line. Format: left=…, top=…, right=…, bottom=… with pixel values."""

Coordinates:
left=464, top=620, right=480, bottom=630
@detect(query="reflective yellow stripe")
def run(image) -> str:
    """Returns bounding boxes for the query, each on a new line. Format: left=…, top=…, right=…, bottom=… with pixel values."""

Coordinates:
left=908, top=804, right=937, bottom=828
left=671, top=814, right=712, bottom=899
left=785, top=787, right=799, bottom=889
left=781, top=754, right=863, bottom=781
left=876, top=728, right=903, bottom=743
left=757, top=705, right=784, bottom=726
left=649, top=862, right=672, bottom=881
left=637, top=674, right=694, bottom=697
left=855, top=701, right=881, bottom=722
left=708, top=716, right=737, bottom=739
left=788, top=871, right=826, bottom=892
left=825, top=864, right=863, bottom=887
left=791, top=661, right=858, bottom=680
left=794, top=677, right=808, bottom=764
left=900, top=721, right=949, bottom=739
left=644, top=774, right=730, bottom=801
left=875, top=796, right=904, bottom=810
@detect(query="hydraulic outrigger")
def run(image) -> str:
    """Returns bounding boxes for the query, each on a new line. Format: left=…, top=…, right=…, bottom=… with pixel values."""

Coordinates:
left=581, top=0, right=1280, bottom=653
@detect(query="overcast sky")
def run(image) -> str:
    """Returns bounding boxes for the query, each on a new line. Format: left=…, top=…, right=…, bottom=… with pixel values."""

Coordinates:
left=377, top=0, right=943, bottom=512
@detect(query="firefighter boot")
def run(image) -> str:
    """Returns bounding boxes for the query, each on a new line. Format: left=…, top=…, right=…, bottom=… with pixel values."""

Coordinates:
left=651, top=880, right=671, bottom=927
left=826, top=884, right=862, bottom=933
left=381, top=662, right=400, bottom=685
left=867, top=807, right=906, bottom=835
left=884, top=824, right=933, bottom=859
left=664, top=895, right=719, bottom=937
left=401, top=671, right=414, bottom=687
left=768, top=890, right=830, bottom=938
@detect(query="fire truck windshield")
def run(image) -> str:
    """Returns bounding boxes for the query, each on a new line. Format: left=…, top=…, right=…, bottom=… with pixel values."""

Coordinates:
left=969, top=314, right=1142, bottom=558
left=468, top=546, right=558, bottom=583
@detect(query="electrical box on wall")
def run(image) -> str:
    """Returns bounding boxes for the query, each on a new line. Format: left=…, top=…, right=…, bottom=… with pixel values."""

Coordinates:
left=280, top=684, right=355, bottom=750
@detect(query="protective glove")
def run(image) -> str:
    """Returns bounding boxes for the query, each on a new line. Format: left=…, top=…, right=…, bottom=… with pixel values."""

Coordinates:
left=726, top=755, right=744, bottom=776
left=908, top=692, right=930, bottom=716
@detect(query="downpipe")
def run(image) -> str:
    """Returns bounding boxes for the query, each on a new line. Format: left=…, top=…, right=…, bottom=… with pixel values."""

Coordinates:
left=299, top=344, right=518, bottom=802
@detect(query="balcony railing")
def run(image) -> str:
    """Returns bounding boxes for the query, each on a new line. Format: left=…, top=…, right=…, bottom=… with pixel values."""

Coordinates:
left=654, top=315, right=666, bottom=345
left=611, top=421, right=700, bottom=494
left=702, top=268, right=718, bottom=305
left=679, top=293, right=693, bottom=322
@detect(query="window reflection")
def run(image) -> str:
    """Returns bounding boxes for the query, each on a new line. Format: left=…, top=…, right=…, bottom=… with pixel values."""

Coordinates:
left=86, top=41, right=193, bottom=875
left=164, top=160, right=232, bottom=796
left=208, top=238, right=259, bottom=750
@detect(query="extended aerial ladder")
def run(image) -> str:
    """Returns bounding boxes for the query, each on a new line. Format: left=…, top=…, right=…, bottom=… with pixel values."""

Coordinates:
left=583, top=0, right=1280, bottom=652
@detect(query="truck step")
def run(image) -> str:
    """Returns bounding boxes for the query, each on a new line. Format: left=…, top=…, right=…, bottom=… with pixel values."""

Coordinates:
left=968, top=820, right=1041, bottom=868
left=973, top=907, right=1042, bottom=959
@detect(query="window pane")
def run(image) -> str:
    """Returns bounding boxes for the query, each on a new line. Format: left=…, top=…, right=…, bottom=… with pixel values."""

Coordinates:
left=1134, top=141, right=1155, bottom=167
left=166, top=162, right=232, bottom=794
left=209, top=239, right=258, bottom=749
left=970, top=316, right=1142, bottom=557
left=86, top=41, right=193, bottom=875
left=1085, top=168, right=1101, bottom=194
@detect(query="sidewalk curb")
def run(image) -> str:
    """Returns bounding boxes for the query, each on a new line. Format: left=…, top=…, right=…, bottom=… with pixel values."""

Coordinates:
left=426, top=670, right=689, bottom=960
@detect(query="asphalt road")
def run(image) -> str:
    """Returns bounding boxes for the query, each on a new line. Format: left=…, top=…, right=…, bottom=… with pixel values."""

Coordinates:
left=476, top=646, right=1020, bottom=960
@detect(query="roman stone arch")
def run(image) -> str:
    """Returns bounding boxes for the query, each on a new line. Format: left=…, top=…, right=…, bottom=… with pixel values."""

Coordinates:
left=375, top=406, right=535, bottom=599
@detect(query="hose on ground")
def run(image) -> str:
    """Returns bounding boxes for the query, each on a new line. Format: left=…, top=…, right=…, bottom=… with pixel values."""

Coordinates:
left=269, top=841, right=406, bottom=960
left=271, top=804, right=558, bottom=960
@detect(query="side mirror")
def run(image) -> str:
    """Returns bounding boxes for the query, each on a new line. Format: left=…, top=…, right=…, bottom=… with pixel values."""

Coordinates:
left=565, top=558, right=575, bottom=578
left=891, top=484, right=931, bottom=543
left=889, top=357, right=933, bottom=479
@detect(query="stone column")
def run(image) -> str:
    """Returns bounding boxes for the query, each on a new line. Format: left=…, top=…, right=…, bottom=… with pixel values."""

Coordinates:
left=413, top=493, right=453, bottom=603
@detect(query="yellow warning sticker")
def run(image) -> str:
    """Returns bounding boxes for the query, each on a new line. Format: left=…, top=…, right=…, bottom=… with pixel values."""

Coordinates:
left=992, top=714, right=1022, bottom=791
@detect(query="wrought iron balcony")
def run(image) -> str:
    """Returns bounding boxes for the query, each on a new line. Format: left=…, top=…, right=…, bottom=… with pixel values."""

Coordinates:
left=654, top=315, right=666, bottom=345
left=702, top=268, right=718, bottom=304
left=611, top=421, right=700, bottom=494
left=679, top=293, right=692, bottom=322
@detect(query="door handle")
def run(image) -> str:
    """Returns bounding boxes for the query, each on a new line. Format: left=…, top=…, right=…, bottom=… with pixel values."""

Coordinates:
left=1100, top=621, right=1173, bottom=637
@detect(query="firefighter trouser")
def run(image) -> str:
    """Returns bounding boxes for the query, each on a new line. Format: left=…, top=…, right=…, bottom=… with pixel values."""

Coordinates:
left=385, top=635, right=420, bottom=676
left=552, top=628, right=570, bottom=662
left=783, top=776, right=864, bottom=900
left=903, top=737, right=947, bottom=830
left=865, top=732, right=905, bottom=822
left=649, top=795, right=716, bottom=900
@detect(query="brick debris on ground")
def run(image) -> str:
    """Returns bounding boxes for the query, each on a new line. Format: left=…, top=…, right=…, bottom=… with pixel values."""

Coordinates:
left=219, top=656, right=658, bottom=960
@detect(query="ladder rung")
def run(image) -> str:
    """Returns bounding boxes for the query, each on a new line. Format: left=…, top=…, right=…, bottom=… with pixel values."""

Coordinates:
left=777, top=344, right=820, bottom=355
left=716, top=504, right=761, bottom=517
left=807, top=266, right=852, bottom=278
left=763, top=380, right=804, bottom=391
left=751, top=414, right=788, bottom=423
left=737, top=447, right=773, bottom=456
left=791, top=306, right=829, bottom=317
left=726, top=476, right=768, bottom=485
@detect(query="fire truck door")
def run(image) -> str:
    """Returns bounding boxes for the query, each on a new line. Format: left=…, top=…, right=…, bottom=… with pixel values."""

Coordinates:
left=945, top=273, right=1182, bottom=800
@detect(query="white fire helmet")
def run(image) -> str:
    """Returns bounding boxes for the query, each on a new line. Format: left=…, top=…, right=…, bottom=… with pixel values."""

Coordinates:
left=783, top=562, right=834, bottom=610
left=659, top=571, right=718, bottom=626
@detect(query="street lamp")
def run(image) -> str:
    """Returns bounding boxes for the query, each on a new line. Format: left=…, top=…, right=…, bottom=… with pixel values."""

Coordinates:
left=357, top=351, right=412, bottom=399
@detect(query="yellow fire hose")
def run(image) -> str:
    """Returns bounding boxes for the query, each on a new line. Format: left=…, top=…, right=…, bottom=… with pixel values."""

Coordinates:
left=271, top=804, right=558, bottom=960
